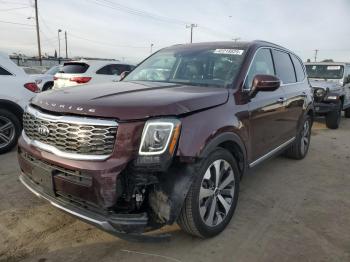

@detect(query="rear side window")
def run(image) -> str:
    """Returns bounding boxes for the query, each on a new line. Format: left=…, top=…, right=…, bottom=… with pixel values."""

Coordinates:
left=0, top=66, right=12, bottom=75
left=245, top=48, right=275, bottom=89
left=61, top=63, right=89, bottom=73
left=272, top=50, right=296, bottom=84
left=291, top=55, right=305, bottom=82
left=96, top=64, right=131, bottom=75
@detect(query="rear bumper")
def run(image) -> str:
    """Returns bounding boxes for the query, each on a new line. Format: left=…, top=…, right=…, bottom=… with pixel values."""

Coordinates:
left=314, top=102, right=339, bottom=114
left=19, top=174, right=149, bottom=235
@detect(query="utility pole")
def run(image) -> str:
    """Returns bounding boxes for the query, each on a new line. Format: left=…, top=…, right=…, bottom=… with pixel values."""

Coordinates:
left=232, top=37, right=241, bottom=43
left=57, top=29, right=62, bottom=59
left=186, top=24, right=198, bottom=43
left=150, top=43, right=154, bottom=54
left=314, top=49, right=319, bottom=62
left=65, top=31, right=68, bottom=59
left=34, top=0, right=42, bottom=65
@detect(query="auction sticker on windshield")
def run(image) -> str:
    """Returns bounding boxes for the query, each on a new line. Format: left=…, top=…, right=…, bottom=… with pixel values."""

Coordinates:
left=214, top=49, right=244, bottom=55
left=327, top=66, right=341, bottom=70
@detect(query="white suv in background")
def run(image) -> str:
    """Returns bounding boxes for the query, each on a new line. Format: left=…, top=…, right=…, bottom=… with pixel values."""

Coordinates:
left=0, top=52, right=39, bottom=153
left=53, top=60, right=134, bottom=89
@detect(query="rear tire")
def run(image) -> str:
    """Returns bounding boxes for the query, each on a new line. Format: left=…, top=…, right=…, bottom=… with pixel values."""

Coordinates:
left=284, top=115, right=311, bottom=160
left=345, top=107, right=350, bottom=118
left=325, top=102, right=341, bottom=129
left=177, top=148, right=240, bottom=238
left=0, top=109, right=21, bottom=154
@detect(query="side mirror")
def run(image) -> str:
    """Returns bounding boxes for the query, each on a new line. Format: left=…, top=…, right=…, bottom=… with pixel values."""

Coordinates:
left=120, top=71, right=130, bottom=81
left=250, top=74, right=281, bottom=96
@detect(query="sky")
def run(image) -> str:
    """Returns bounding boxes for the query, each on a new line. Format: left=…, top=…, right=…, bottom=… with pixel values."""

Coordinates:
left=0, top=0, right=349, bottom=64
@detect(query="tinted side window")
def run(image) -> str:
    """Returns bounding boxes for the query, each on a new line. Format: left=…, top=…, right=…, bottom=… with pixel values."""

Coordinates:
left=291, top=55, right=305, bottom=82
left=245, top=48, right=275, bottom=88
left=96, top=65, right=112, bottom=75
left=0, top=66, right=12, bottom=75
left=272, top=50, right=296, bottom=84
left=114, top=64, right=130, bottom=74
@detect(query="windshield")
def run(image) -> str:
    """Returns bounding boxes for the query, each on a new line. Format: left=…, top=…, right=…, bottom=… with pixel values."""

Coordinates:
left=45, top=65, right=61, bottom=75
left=306, top=65, right=344, bottom=79
left=124, top=48, right=246, bottom=87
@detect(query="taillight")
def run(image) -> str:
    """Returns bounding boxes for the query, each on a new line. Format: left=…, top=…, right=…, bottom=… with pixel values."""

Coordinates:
left=69, top=77, right=92, bottom=84
left=24, top=82, right=40, bottom=93
left=53, top=76, right=58, bottom=80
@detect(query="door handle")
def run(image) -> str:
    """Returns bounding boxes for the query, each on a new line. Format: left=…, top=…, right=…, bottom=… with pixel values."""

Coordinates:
left=277, top=97, right=287, bottom=103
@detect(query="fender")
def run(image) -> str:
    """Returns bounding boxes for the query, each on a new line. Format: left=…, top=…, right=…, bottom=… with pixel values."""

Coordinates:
left=0, top=99, right=24, bottom=121
left=149, top=132, right=247, bottom=225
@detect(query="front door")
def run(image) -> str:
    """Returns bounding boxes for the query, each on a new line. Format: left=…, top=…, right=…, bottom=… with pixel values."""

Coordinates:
left=245, top=48, right=288, bottom=162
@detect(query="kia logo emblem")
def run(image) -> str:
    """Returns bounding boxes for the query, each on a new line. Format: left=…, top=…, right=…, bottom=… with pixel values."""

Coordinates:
left=38, top=125, right=50, bottom=137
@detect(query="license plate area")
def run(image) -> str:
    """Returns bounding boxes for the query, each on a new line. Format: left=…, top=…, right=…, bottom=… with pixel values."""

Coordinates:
left=29, top=164, right=55, bottom=195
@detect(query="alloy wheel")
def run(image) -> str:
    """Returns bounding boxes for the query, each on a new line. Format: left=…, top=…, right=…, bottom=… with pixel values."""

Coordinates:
left=300, top=120, right=310, bottom=155
left=199, top=159, right=235, bottom=227
left=0, top=116, right=15, bottom=149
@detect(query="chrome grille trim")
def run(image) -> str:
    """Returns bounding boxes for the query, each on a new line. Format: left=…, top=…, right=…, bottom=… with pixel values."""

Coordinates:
left=22, top=106, right=118, bottom=161
left=26, top=105, right=117, bottom=126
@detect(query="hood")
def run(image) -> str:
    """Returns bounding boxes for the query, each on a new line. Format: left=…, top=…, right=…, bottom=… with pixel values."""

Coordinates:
left=31, top=81, right=229, bottom=120
left=309, top=79, right=342, bottom=91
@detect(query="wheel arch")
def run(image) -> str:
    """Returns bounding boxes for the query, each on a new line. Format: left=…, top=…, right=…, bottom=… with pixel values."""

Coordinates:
left=0, top=99, right=24, bottom=126
left=200, top=132, right=247, bottom=176
left=149, top=132, right=247, bottom=225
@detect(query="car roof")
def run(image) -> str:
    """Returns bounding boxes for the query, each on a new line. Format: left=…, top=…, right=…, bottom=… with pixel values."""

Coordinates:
left=163, top=40, right=293, bottom=53
left=65, top=60, right=133, bottom=66
left=63, top=60, right=134, bottom=72
left=305, top=62, right=350, bottom=66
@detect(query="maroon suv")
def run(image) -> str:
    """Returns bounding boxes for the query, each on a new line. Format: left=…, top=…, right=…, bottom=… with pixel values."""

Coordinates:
left=18, top=41, right=313, bottom=240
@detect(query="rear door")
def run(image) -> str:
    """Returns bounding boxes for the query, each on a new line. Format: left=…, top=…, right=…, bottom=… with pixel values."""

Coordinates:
left=272, top=50, right=307, bottom=139
left=246, top=48, right=288, bottom=161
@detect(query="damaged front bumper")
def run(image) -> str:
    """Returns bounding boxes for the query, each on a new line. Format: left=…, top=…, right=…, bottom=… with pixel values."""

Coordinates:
left=19, top=174, right=170, bottom=242
left=20, top=173, right=148, bottom=233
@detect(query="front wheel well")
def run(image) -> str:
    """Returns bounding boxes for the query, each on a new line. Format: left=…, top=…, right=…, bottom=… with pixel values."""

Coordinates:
left=0, top=100, right=23, bottom=126
left=218, top=140, right=245, bottom=176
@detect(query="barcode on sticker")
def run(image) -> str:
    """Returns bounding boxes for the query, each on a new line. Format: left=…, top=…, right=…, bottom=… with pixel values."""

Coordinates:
left=214, top=49, right=244, bottom=55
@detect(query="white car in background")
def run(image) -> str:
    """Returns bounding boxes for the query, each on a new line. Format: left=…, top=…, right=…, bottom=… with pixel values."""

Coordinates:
left=24, top=65, right=62, bottom=91
left=0, top=52, right=39, bottom=153
left=53, top=60, right=134, bottom=89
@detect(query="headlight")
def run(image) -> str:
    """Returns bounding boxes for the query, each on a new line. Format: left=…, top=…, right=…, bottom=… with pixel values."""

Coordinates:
left=314, top=88, right=326, bottom=97
left=139, top=119, right=181, bottom=156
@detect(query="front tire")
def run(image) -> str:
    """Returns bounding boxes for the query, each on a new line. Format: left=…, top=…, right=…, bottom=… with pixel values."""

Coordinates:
left=178, top=148, right=240, bottom=238
left=285, top=115, right=311, bottom=160
left=0, top=109, right=21, bottom=154
left=325, top=102, right=342, bottom=129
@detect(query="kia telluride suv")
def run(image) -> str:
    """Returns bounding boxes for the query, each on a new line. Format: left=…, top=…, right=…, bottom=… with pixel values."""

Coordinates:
left=18, top=41, right=313, bottom=240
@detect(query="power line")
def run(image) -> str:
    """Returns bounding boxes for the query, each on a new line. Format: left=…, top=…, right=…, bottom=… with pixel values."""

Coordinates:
left=0, top=19, right=35, bottom=27
left=68, top=33, right=150, bottom=49
left=87, top=0, right=190, bottom=25
left=0, top=6, right=31, bottom=11
left=0, top=0, right=30, bottom=5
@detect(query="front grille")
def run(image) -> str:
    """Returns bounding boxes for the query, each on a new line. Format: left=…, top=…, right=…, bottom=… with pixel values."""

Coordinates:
left=23, top=107, right=117, bottom=156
